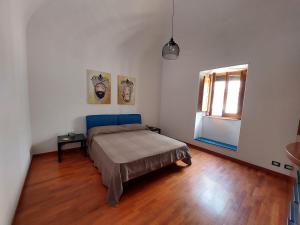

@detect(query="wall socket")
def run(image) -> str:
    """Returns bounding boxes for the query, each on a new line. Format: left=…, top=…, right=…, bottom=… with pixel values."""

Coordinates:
left=272, top=161, right=281, bottom=167
left=284, top=164, right=294, bottom=170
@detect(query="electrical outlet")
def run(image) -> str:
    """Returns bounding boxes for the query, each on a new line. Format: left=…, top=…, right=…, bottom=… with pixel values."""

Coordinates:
left=284, top=164, right=294, bottom=170
left=272, top=161, right=281, bottom=167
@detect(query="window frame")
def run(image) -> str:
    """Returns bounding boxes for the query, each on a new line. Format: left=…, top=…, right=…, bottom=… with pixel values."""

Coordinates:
left=199, top=69, right=247, bottom=120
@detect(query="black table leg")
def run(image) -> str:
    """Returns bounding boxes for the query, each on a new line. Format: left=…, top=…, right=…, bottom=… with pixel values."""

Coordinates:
left=58, top=143, right=62, bottom=162
left=82, top=141, right=87, bottom=157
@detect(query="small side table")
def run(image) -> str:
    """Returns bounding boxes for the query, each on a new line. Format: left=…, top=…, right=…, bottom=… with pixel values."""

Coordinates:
left=146, top=126, right=161, bottom=134
left=57, top=134, right=87, bottom=162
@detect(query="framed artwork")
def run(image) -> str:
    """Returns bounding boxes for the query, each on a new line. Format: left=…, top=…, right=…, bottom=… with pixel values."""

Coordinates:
left=87, top=69, right=111, bottom=104
left=118, top=75, right=136, bottom=105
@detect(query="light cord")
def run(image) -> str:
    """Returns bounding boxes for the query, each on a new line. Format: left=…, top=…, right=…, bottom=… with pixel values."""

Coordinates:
left=172, top=0, right=174, bottom=38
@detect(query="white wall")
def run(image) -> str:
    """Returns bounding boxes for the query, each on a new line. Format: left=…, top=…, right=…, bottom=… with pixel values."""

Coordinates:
left=201, top=117, right=241, bottom=146
left=2, top=1, right=298, bottom=224
left=160, top=0, right=300, bottom=176
left=194, top=112, right=204, bottom=138
left=0, top=0, right=33, bottom=224
left=27, top=0, right=168, bottom=154
left=194, top=114, right=241, bottom=147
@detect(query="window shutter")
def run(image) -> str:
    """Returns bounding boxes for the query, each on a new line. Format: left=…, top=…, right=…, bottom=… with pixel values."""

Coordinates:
left=238, top=70, right=247, bottom=117
left=198, top=76, right=205, bottom=112
left=198, top=75, right=211, bottom=112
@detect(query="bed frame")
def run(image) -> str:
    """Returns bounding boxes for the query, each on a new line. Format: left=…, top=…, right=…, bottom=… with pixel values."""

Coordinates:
left=86, top=114, right=142, bottom=131
left=85, top=113, right=191, bottom=205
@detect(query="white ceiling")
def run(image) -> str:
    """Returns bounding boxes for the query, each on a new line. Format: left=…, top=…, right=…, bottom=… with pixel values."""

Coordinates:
left=24, top=0, right=170, bottom=31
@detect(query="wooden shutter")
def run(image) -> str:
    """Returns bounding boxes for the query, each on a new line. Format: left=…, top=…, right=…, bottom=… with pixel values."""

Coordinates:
left=198, top=76, right=205, bottom=112
left=198, top=75, right=212, bottom=112
left=208, top=73, right=216, bottom=115
left=238, top=70, right=247, bottom=117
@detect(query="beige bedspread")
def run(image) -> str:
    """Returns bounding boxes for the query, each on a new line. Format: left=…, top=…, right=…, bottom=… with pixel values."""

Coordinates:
left=88, top=126, right=192, bottom=205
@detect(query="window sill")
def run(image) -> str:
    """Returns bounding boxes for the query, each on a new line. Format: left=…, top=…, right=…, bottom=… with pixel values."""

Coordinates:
left=203, top=115, right=240, bottom=121
left=194, top=137, right=238, bottom=151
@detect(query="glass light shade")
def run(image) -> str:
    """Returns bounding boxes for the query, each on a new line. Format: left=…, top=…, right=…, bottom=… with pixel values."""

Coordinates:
left=162, top=38, right=180, bottom=60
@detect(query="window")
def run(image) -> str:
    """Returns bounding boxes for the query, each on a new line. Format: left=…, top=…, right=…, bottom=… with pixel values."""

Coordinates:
left=198, top=70, right=247, bottom=119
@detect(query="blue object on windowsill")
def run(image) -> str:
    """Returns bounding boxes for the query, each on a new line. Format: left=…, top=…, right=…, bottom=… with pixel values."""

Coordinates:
left=194, top=137, right=238, bottom=151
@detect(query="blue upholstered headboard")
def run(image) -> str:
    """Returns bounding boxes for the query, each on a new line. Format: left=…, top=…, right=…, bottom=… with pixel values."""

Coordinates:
left=86, top=114, right=142, bottom=131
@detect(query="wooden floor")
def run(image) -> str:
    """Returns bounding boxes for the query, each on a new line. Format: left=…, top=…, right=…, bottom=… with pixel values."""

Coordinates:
left=13, top=147, right=292, bottom=225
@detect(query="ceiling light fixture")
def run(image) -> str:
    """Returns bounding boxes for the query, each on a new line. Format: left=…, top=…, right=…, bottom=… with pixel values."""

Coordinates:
left=162, top=0, right=180, bottom=60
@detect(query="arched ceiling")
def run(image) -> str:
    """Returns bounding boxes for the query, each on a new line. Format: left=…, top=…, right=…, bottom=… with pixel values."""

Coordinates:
left=20, top=0, right=48, bottom=25
left=25, top=0, right=170, bottom=33
left=26, top=0, right=171, bottom=60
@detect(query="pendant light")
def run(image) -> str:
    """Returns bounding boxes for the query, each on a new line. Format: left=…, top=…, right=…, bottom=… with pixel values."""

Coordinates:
left=162, top=0, right=180, bottom=60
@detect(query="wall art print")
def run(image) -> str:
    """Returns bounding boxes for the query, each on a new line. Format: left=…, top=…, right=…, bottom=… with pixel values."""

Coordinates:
left=118, top=75, right=135, bottom=105
left=87, top=69, right=111, bottom=104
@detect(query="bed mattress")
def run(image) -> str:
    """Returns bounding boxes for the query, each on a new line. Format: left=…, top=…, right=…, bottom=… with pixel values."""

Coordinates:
left=88, top=126, right=191, bottom=205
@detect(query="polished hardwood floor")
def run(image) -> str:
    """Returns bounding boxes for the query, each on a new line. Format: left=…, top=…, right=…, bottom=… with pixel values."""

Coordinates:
left=13, top=147, right=293, bottom=225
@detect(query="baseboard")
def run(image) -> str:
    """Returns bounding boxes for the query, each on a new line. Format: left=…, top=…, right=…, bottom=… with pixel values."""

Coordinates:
left=34, top=143, right=294, bottom=183
left=11, top=143, right=294, bottom=224
left=12, top=147, right=86, bottom=224
left=11, top=153, right=32, bottom=225
left=188, top=143, right=295, bottom=183
left=32, top=142, right=81, bottom=155
left=33, top=147, right=83, bottom=158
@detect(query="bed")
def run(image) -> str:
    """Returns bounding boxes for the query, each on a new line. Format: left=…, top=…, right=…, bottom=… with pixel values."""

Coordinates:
left=86, top=114, right=192, bottom=205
